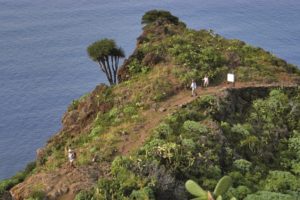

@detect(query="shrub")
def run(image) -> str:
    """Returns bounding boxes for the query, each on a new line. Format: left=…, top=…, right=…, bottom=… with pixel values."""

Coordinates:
left=262, top=171, right=300, bottom=193
left=142, top=10, right=180, bottom=25
left=129, top=187, right=155, bottom=200
left=181, top=139, right=196, bottom=151
left=227, top=185, right=252, bottom=200
left=123, top=105, right=138, bottom=116
left=128, top=59, right=149, bottom=75
left=183, top=120, right=208, bottom=134
left=288, top=130, right=300, bottom=156
left=244, top=191, right=294, bottom=200
left=154, top=123, right=173, bottom=139
left=233, top=159, right=252, bottom=173
left=26, top=190, right=46, bottom=200
left=75, top=190, right=94, bottom=200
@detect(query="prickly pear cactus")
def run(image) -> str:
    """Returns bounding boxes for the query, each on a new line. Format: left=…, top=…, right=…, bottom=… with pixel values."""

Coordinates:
left=185, top=180, right=208, bottom=200
left=213, top=176, right=232, bottom=197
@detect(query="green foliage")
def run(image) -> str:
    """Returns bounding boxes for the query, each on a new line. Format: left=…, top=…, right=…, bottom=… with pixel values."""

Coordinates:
left=87, top=38, right=125, bottom=85
left=233, top=159, right=252, bottom=173
left=87, top=39, right=124, bottom=61
left=26, top=190, right=46, bottom=200
left=95, top=156, right=151, bottom=199
left=250, top=89, right=289, bottom=130
left=288, top=130, right=300, bottom=156
left=244, top=191, right=295, bottom=200
left=129, top=187, right=155, bottom=200
left=75, top=190, right=94, bottom=200
left=154, top=123, right=173, bottom=139
left=227, top=185, right=252, bottom=200
left=142, top=10, right=180, bottom=25
left=128, top=58, right=150, bottom=75
left=262, top=171, right=300, bottom=193
left=183, top=120, right=208, bottom=135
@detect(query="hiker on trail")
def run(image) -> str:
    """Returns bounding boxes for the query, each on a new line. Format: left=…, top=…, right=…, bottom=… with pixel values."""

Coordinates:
left=68, top=148, right=76, bottom=168
left=203, top=75, right=209, bottom=88
left=190, top=79, right=197, bottom=97
left=92, top=154, right=99, bottom=162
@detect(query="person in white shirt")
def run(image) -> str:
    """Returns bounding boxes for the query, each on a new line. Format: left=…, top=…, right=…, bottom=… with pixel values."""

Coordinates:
left=68, top=148, right=76, bottom=168
left=203, top=75, right=209, bottom=88
left=190, top=80, right=197, bottom=97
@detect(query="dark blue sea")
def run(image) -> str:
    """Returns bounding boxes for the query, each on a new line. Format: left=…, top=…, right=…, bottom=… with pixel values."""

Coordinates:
left=0, top=0, right=299, bottom=180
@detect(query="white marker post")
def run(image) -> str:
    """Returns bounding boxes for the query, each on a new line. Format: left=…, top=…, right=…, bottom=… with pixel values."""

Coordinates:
left=227, top=73, right=235, bottom=87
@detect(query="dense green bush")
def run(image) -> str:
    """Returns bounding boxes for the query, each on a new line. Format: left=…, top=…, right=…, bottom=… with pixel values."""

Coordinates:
left=262, top=171, right=300, bottom=193
left=227, top=185, right=252, bottom=200
left=129, top=187, right=155, bottom=200
left=233, top=159, right=252, bottom=173
left=244, top=191, right=295, bottom=200
left=75, top=189, right=94, bottom=200
left=128, top=58, right=150, bottom=75
left=141, top=10, right=180, bottom=25
left=182, top=120, right=208, bottom=134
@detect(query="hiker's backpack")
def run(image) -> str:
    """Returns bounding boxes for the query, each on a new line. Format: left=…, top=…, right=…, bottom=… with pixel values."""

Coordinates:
left=71, top=151, right=76, bottom=159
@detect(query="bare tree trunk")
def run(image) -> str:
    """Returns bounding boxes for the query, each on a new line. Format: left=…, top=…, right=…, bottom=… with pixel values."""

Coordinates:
left=105, top=56, right=114, bottom=85
left=100, top=59, right=113, bottom=85
left=111, top=56, right=116, bottom=84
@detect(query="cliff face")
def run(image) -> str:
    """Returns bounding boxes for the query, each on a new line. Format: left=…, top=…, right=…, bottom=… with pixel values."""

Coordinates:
left=2, top=11, right=300, bottom=200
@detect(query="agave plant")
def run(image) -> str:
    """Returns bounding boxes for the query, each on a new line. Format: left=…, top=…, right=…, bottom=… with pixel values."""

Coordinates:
left=185, top=176, right=235, bottom=200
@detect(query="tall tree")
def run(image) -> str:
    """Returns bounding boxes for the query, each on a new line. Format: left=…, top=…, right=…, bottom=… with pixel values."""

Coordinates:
left=87, top=39, right=125, bottom=85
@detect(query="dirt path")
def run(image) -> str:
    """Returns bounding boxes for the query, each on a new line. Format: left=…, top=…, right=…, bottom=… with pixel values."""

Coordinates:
left=119, top=81, right=298, bottom=155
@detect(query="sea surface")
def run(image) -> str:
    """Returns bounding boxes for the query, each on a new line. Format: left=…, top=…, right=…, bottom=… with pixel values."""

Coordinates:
left=0, top=0, right=299, bottom=180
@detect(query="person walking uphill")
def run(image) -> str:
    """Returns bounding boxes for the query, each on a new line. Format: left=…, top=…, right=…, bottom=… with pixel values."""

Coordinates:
left=68, top=148, right=76, bottom=168
left=190, top=79, right=197, bottom=97
left=203, top=75, right=209, bottom=88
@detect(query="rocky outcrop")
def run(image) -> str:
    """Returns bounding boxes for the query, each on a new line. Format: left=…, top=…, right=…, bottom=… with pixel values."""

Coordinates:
left=10, top=164, right=101, bottom=200
left=117, top=19, right=185, bottom=82
left=62, top=84, right=112, bottom=133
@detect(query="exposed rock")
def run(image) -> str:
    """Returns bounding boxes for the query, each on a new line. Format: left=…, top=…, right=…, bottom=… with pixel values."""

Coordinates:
left=62, top=110, right=79, bottom=128
left=0, top=191, right=13, bottom=200
left=142, top=52, right=164, bottom=66
left=10, top=164, right=101, bottom=200
left=158, top=107, right=167, bottom=112
left=36, top=148, right=46, bottom=166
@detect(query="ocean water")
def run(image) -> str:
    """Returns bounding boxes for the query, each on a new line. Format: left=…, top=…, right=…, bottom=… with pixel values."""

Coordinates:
left=0, top=0, right=299, bottom=180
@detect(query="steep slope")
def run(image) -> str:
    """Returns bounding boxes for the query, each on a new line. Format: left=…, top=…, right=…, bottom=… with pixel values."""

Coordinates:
left=1, top=10, right=300, bottom=200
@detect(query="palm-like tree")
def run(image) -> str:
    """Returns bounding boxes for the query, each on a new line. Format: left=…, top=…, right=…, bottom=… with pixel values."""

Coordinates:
left=87, top=39, right=125, bottom=85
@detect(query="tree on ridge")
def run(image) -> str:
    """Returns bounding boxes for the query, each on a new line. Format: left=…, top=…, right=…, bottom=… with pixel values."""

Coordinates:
left=87, top=39, right=125, bottom=85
